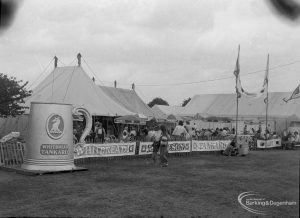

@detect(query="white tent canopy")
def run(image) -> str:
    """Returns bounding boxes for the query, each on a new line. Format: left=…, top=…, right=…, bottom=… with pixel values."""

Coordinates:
left=24, top=66, right=134, bottom=116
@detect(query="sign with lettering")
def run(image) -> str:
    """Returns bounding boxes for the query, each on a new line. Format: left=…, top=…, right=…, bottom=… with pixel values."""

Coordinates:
left=138, top=141, right=191, bottom=154
left=168, top=141, right=191, bottom=153
left=192, top=140, right=230, bottom=151
left=257, top=139, right=281, bottom=148
left=74, top=142, right=136, bottom=159
left=139, top=142, right=154, bottom=155
left=40, top=144, right=69, bottom=155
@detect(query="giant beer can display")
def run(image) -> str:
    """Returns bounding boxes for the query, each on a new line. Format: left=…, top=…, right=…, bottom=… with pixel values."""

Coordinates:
left=21, top=102, right=75, bottom=171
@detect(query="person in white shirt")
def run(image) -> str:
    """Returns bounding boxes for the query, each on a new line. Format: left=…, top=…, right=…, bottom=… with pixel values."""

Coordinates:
left=294, top=131, right=300, bottom=143
left=146, top=128, right=155, bottom=142
left=172, top=121, right=187, bottom=140
left=221, top=128, right=228, bottom=137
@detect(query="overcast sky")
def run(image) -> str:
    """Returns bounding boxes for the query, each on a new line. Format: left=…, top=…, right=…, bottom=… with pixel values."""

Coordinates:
left=0, top=0, right=299, bottom=105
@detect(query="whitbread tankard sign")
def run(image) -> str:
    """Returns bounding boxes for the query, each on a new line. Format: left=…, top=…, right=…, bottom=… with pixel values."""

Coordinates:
left=21, top=102, right=91, bottom=171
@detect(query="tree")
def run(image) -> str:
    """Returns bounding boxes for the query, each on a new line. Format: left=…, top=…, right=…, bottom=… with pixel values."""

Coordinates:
left=0, top=73, right=32, bottom=117
left=148, top=97, right=169, bottom=108
left=182, top=97, right=191, bottom=107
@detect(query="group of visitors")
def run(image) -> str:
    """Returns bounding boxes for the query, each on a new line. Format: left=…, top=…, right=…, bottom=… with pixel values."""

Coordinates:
left=191, top=127, right=233, bottom=140
left=244, top=124, right=279, bottom=140
left=74, top=121, right=107, bottom=144
left=282, top=130, right=300, bottom=142
left=147, top=121, right=234, bottom=142
left=120, top=126, right=139, bottom=142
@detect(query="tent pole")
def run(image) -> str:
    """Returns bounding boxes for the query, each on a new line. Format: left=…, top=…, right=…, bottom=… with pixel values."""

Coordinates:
left=236, top=93, right=239, bottom=143
left=265, top=54, right=269, bottom=149
left=234, top=45, right=240, bottom=144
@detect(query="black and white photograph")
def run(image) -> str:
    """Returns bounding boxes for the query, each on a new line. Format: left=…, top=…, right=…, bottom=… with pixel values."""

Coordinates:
left=0, top=0, right=299, bottom=217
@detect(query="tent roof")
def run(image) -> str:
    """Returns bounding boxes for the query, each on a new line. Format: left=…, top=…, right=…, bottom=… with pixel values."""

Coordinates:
left=150, top=105, right=166, bottom=119
left=152, top=105, right=183, bottom=116
left=24, top=66, right=134, bottom=116
left=181, top=92, right=300, bottom=119
left=100, top=86, right=156, bottom=117
left=114, top=115, right=147, bottom=125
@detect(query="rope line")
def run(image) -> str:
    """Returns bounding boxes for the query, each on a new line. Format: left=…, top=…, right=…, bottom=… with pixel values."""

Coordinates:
left=79, top=58, right=300, bottom=87
left=28, top=58, right=54, bottom=90
left=82, top=58, right=105, bottom=86
left=81, top=57, right=117, bottom=115
left=58, top=58, right=66, bottom=66
left=29, top=58, right=76, bottom=98
left=136, top=59, right=300, bottom=87
left=62, top=64, right=77, bottom=102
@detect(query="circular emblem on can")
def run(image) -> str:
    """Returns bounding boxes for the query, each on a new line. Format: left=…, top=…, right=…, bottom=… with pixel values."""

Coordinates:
left=46, top=114, right=64, bottom=140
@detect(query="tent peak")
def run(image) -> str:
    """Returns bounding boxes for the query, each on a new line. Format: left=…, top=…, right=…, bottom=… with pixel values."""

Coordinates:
left=54, top=56, right=58, bottom=68
left=77, top=53, right=82, bottom=66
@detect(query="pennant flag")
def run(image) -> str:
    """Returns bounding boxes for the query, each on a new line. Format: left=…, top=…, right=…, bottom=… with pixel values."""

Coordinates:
left=233, top=45, right=240, bottom=78
left=283, top=84, right=300, bottom=103
left=233, top=46, right=270, bottom=99
left=262, top=54, right=269, bottom=104
left=234, top=45, right=242, bottom=98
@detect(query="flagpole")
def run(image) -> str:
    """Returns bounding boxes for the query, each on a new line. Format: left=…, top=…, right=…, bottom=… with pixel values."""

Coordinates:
left=235, top=45, right=240, bottom=143
left=236, top=86, right=239, bottom=143
left=265, top=54, right=269, bottom=148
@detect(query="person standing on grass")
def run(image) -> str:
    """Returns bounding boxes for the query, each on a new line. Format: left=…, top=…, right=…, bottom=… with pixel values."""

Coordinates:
left=159, top=125, right=170, bottom=167
left=151, top=125, right=162, bottom=164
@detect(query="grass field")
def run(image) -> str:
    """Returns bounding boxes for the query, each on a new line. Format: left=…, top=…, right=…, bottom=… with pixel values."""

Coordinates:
left=0, top=150, right=299, bottom=218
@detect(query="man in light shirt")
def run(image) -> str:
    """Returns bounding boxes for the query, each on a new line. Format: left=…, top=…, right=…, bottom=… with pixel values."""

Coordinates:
left=172, top=121, right=187, bottom=140
left=151, top=125, right=162, bottom=164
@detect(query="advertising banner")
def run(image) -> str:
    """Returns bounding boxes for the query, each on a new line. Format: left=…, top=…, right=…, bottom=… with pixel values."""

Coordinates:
left=74, top=142, right=136, bottom=159
left=168, top=141, right=191, bottom=153
left=139, top=141, right=191, bottom=154
left=257, top=139, right=281, bottom=148
left=192, top=140, right=230, bottom=152
left=139, top=142, right=154, bottom=155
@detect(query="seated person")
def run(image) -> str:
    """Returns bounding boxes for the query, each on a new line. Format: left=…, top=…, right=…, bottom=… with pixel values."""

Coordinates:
left=221, top=128, right=228, bottom=137
left=294, top=131, right=300, bottom=144
left=204, top=129, right=212, bottom=139
left=282, top=132, right=295, bottom=150
left=222, top=139, right=239, bottom=156
left=122, top=126, right=129, bottom=141
left=270, top=131, right=276, bottom=139
left=130, top=127, right=137, bottom=141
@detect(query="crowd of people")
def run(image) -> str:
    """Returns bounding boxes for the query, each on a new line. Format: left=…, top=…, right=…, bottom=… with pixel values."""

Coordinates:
left=72, top=119, right=299, bottom=164
left=73, top=121, right=143, bottom=144
left=73, top=119, right=300, bottom=147
left=281, top=130, right=300, bottom=149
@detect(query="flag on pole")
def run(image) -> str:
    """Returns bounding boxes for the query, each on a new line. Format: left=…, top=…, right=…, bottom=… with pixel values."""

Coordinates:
left=234, top=45, right=242, bottom=98
left=260, top=54, right=269, bottom=104
left=233, top=46, right=240, bottom=78
left=283, top=84, right=300, bottom=103
left=233, top=46, right=268, bottom=99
